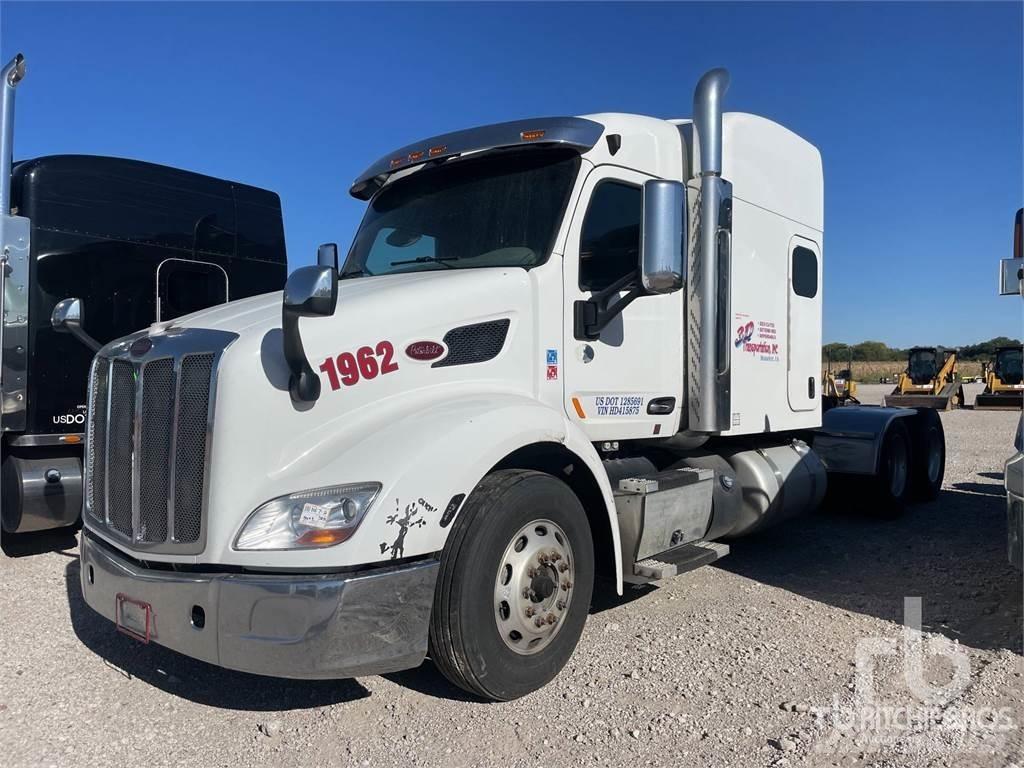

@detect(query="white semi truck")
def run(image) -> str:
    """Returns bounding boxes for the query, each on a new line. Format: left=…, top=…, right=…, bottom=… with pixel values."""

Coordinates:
left=67, top=67, right=947, bottom=701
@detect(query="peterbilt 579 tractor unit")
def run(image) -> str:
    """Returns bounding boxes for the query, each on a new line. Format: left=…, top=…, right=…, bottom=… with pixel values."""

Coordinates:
left=0, top=55, right=287, bottom=543
left=57, top=64, right=948, bottom=701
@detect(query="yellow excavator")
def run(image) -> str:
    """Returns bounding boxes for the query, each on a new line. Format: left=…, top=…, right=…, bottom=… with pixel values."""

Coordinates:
left=884, top=346, right=965, bottom=410
left=822, top=350, right=859, bottom=409
left=975, top=346, right=1023, bottom=409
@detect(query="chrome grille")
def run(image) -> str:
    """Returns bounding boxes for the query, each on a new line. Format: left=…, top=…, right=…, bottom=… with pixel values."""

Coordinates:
left=107, top=361, right=136, bottom=538
left=84, top=329, right=234, bottom=554
left=86, top=359, right=108, bottom=521
left=173, top=355, right=214, bottom=543
left=138, top=358, right=174, bottom=543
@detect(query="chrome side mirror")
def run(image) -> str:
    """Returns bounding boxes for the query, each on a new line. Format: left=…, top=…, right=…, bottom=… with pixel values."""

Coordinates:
left=51, top=297, right=101, bottom=353
left=640, top=179, right=686, bottom=294
left=282, top=265, right=338, bottom=403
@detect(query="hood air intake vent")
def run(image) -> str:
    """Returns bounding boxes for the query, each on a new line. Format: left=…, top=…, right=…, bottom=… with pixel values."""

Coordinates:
left=432, top=319, right=511, bottom=368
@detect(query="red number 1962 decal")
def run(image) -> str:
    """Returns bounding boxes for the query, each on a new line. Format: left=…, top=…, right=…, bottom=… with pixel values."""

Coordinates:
left=319, top=341, right=399, bottom=391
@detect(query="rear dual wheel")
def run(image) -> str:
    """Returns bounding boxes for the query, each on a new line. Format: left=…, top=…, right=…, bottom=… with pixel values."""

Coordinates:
left=868, top=412, right=945, bottom=516
left=910, top=408, right=945, bottom=501
left=868, top=419, right=912, bottom=517
left=429, top=469, right=594, bottom=701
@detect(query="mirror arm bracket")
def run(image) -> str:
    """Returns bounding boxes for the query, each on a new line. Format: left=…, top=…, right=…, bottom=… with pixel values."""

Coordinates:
left=69, top=325, right=102, bottom=354
left=283, top=308, right=321, bottom=403
left=574, top=271, right=642, bottom=341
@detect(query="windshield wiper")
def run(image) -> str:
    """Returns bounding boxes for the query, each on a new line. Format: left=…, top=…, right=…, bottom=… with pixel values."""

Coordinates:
left=390, top=255, right=460, bottom=268
left=339, top=268, right=368, bottom=280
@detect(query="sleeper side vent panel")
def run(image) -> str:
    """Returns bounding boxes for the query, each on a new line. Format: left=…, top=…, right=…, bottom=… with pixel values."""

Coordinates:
left=432, top=319, right=511, bottom=368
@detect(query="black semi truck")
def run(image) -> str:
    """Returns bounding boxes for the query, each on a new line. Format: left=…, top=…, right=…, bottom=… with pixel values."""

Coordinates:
left=0, top=54, right=287, bottom=540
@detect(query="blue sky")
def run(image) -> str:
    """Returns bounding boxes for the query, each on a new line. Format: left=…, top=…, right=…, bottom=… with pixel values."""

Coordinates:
left=2, top=1, right=1021, bottom=347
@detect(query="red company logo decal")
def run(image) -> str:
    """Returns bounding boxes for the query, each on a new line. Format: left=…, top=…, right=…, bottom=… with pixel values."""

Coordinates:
left=405, top=341, right=445, bottom=362
left=735, top=318, right=780, bottom=361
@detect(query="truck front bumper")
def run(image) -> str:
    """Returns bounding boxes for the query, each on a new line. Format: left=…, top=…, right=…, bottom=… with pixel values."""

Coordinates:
left=79, top=531, right=439, bottom=679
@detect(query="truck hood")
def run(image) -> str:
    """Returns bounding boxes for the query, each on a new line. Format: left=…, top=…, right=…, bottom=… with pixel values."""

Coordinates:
left=180, top=264, right=536, bottom=508
left=164, top=268, right=505, bottom=337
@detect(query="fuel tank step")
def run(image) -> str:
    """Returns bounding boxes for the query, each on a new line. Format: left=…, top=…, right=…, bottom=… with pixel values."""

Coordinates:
left=628, top=541, right=730, bottom=583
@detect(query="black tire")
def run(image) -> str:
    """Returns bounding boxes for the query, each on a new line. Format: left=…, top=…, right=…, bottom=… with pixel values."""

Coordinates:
left=868, top=419, right=912, bottom=518
left=910, top=409, right=945, bottom=502
left=428, top=469, right=594, bottom=701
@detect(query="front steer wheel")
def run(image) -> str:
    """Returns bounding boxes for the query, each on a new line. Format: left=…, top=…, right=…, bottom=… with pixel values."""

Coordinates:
left=428, top=469, right=594, bottom=701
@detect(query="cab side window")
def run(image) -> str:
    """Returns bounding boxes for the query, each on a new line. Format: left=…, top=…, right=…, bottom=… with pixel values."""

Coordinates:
left=579, top=181, right=642, bottom=291
left=791, top=245, right=818, bottom=298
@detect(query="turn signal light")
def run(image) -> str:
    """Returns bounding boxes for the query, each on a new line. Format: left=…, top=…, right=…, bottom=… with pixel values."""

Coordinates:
left=296, top=528, right=355, bottom=547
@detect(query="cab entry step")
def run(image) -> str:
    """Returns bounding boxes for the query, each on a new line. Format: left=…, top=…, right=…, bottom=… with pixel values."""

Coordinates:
left=613, top=467, right=717, bottom=584
left=630, top=541, right=730, bottom=582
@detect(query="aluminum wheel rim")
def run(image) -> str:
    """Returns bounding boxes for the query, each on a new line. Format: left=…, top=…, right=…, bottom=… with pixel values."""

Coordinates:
left=889, top=434, right=909, bottom=497
left=494, top=519, right=575, bottom=656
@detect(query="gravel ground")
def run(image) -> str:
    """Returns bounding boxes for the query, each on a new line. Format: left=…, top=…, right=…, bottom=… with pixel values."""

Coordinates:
left=1, top=394, right=1021, bottom=768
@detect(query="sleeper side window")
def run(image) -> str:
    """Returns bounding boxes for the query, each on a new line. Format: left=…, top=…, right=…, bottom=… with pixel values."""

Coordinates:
left=792, top=245, right=818, bottom=298
left=579, top=181, right=642, bottom=291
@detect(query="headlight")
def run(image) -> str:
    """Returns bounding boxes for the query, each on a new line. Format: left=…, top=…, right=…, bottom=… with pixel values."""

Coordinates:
left=234, top=482, right=381, bottom=550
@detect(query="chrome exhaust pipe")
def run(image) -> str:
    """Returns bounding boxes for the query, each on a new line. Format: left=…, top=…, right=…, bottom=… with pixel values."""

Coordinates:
left=693, top=68, right=729, bottom=177
left=687, top=68, right=733, bottom=433
left=1, top=54, right=26, bottom=215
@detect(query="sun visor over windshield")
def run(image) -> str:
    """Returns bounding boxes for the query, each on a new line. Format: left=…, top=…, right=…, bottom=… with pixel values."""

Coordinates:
left=349, top=117, right=604, bottom=200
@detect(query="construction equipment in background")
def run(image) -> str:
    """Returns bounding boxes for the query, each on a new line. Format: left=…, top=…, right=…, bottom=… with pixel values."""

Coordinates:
left=884, top=346, right=965, bottom=410
left=822, top=349, right=859, bottom=409
left=975, top=346, right=1024, bottom=410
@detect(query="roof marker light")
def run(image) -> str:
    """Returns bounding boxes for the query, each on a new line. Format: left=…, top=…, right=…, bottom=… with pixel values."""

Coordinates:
left=520, top=129, right=546, bottom=141
left=389, top=157, right=403, bottom=169
left=428, top=145, right=447, bottom=157
left=408, top=150, right=424, bottom=161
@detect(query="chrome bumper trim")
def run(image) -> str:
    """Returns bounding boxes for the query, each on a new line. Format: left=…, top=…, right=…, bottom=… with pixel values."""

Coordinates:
left=79, top=533, right=439, bottom=679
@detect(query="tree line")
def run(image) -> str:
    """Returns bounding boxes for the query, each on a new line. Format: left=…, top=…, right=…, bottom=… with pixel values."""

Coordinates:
left=822, top=337, right=1021, bottom=362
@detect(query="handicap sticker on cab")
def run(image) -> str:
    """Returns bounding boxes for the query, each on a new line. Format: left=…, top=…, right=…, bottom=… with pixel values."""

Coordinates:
left=546, top=349, right=558, bottom=365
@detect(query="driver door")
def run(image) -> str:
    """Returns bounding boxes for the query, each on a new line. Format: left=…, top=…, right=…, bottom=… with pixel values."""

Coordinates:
left=561, top=167, right=684, bottom=441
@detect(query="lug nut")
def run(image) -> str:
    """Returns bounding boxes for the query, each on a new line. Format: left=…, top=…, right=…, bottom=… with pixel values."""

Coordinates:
left=558, top=562, right=569, bottom=572
left=522, top=588, right=531, bottom=599
left=527, top=568, right=536, bottom=578
left=545, top=613, right=557, bottom=625
left=556, top=600, right=566, bottom=611
left=552, top=553, right=562, bottom=562
left=525, top=606, right=536, bottom=617
left=534, top=617, right=545, bottom=628
left=562, top=581, right=573, bottom=591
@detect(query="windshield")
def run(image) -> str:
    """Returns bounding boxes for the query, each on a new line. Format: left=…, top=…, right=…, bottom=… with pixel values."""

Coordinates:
left=344, top=148, right=581, bottom=277
left=908, top=350, right=938, bottom=384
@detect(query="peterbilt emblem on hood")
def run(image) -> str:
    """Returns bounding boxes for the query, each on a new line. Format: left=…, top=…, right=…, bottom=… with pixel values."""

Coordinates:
left=405, top=341, right=445, bottom=361
left=130, top=337, right=153, bottom=357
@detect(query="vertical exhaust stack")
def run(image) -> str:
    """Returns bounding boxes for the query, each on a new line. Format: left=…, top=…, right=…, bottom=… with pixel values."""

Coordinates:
left=1, top=54, right=26, bottom=215
left=1, top=53, right=29, bottom=434
left=687, top=68, right=733, bottom=433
